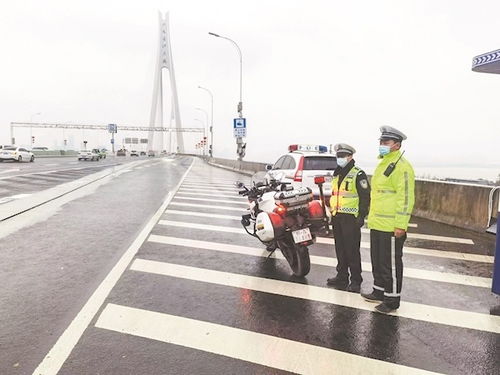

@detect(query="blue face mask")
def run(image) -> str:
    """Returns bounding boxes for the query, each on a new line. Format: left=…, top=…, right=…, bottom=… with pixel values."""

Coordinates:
left=379, top=145, right=391, bottom=156
left=336, top=157, right=348, bottom=168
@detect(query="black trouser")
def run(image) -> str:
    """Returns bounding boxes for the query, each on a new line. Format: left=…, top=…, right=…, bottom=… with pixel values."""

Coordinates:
left=370, top=229, right=406, bottom=307
left=332, top=213, right=362, bottom=284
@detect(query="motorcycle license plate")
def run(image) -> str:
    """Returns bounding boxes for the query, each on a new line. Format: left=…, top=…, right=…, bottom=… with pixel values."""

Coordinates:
left=292, top=228, right=312, bottom=243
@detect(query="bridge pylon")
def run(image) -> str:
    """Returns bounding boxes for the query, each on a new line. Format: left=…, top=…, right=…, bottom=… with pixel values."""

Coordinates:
left=148, top=12, right=184, bottom=153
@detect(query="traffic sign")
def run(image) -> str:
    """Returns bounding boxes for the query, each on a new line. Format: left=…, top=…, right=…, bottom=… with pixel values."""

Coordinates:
left=108, top=124, right=118, bottom=133
left=110, top=139, right=114, bottom=144
left=233, top=118, right=247, bottom=138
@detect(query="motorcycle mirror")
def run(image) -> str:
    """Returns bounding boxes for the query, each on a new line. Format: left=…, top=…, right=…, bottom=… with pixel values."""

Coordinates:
left=236, top=181, right=244, bottom=188
left=265, top=164, right=273, bottom=171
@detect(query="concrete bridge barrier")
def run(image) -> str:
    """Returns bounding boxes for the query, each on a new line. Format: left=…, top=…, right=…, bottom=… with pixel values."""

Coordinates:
left=32, top=150, right=78, bottom=157
left=204, top=156, right=498, bottom=232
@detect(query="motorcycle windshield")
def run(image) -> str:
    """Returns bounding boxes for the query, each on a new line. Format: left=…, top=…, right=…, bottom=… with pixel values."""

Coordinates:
left=251, top=171, right=268, bottom=185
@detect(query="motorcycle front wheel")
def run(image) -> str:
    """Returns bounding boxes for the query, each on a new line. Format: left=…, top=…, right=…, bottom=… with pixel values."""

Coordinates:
left=277, top=238, right=311, bottom=277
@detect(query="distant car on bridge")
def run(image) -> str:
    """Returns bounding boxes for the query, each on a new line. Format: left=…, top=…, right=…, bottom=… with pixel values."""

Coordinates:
left=264, top=144, right=337, bottom=203
left=0, top=146, right=35, bottom=162
left=78, top=149, right=100, bottom=161
left=92, top=149, right=106, bottom=159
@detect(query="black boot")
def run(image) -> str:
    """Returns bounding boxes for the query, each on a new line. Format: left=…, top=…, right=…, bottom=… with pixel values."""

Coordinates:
left=347, top=282, right=361, bottom=293
left=326, top=275, right=348, bottom=288
left=361, top=289, right=384, bottom=303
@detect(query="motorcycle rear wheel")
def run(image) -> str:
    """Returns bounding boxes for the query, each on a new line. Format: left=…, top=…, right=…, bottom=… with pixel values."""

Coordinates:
left=278, top=239, right=311, bottom=277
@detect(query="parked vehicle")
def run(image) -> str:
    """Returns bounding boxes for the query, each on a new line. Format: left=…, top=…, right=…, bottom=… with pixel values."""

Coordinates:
left=0, top=146, right=34, bottom=162
left=78, top=149, right=100, bottom=161
left=140, top=151, right=146, bottom=156
left=130, top=150, right=139, bottom=157
left=148, top=150, right=156, bottom=157
left=264, top=144, right=337, bottom=203
left=116, top=149, right=127, bottom=156
left=238, top=176, right=330, bottom=277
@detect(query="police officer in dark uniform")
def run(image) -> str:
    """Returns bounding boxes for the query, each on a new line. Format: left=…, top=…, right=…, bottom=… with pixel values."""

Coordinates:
left=327, top=143, right=371, bottom=293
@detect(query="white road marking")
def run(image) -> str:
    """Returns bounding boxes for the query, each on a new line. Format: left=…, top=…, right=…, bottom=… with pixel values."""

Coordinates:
left=165, top=210, right=241, bottom=220
left=131, top=259, right=500, bottom=334
left=315, top=237, right=493, bottom=264
left=166, top=209, right=419, bottom=228
left=176, top=192, right=245, bottom=200
left=44, top=163, right=59, bottom=166
left=169, top=202, right=245, bottom=212
left=159, top=218, right=491, bottom=264
left=184, top=178, right=241, bottom=184
left=360, top=228, right=473, bottom=245
left=179, top=186, right=241, bottom=193
left=182, top=182, right=238, bottom=188
left=32, top=160, right=195, bottom=375
left=173, top=196, right=247, bottom=205
left=96, top=303, right=439, bottom=375
left=148, top=234, right=491, bottom=288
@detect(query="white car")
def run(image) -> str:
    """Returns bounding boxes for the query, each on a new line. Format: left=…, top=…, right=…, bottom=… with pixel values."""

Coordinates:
left=0, top=146, right=34, bottom=162
left=78, top=149, right=100, bottom=161
left=264, top=144, right=337, bottom=202
left=130, top=150, right=139, bottom=157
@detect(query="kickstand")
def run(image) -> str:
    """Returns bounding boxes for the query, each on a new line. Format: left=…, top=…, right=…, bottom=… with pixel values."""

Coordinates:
left=266, top=248, right=277, bottom=260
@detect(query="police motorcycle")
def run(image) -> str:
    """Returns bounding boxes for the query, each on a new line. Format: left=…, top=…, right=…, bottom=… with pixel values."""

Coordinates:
left=238, top=176, right=330, bottom=277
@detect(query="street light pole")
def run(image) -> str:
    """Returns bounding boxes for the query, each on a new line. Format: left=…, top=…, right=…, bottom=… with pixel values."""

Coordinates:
left=198, top=85, right=214, bottom=157
left=209, top=32, right=245, bottom=160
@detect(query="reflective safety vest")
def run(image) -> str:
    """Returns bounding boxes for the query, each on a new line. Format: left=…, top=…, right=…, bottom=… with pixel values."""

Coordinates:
left=367, top=150, right=415, bottom=231
left=330, top=165, right=361, bottom=217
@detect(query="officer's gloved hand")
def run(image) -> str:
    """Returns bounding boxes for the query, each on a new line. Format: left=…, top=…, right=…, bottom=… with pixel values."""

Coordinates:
left=356, top=216, right=365, bottom=228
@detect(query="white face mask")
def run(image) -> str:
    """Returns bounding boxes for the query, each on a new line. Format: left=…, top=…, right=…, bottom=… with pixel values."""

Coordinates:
left=337, top=157, right=348, bottom=168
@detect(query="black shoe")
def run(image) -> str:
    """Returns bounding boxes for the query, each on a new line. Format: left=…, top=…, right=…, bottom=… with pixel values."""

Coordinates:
left=374, top=302, right=399, bottom=314
left=361, top=290, right=384, bottom=303
left=347, top=282, right=361, bottom=293
left=326, top=276, right=348, bottom=287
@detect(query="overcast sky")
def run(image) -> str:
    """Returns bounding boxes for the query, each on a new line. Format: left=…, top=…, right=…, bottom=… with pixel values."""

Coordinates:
left=1, top=0, right=499, bottom=178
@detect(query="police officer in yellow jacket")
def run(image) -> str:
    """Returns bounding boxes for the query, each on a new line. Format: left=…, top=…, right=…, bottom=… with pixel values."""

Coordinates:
left=327, top=143, right=370, bottom=293
left=362, top=126, right=415, bottom=314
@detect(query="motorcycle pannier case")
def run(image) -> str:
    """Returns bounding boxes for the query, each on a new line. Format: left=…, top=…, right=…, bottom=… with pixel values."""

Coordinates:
left=274, top=187, right=313, bottom=208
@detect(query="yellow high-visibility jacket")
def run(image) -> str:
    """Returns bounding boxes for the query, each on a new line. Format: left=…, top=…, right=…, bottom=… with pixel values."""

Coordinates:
left=367, top=150, right=415, bottom=231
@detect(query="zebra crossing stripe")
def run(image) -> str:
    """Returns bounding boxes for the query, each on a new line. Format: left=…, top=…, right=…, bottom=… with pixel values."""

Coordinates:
left=164, top=210, right=241, bottom=220
left=360, top=229, right=474, bottom=245
left=96, top=303, right=439, bottom=375
left=169, top=202, right=245, bottom=212
left=158, top=219, right=487, bottom=264
left=173, top=197, right=248, bottom=205
left=148, top=234, right=491, bottom=288
left=176, top=192, right=246, bottom=200
left=130, top=259, right=500, bottom=334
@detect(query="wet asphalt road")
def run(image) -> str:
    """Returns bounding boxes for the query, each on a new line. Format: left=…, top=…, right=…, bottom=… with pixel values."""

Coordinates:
left=0, top=155, right=146, bottom=200
left=0, top=156, right=499, bottom=375
left=0, top=155, right=191, bottom=374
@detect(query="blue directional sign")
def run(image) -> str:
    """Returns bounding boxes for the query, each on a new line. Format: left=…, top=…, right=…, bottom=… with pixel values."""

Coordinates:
left=108, top=123, right=118, bottom=133
left=472, top=49, right=500, bottom=73
left=110, top=139, right=114, bottom=144
left=233, top=118, right=246, bottom=138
